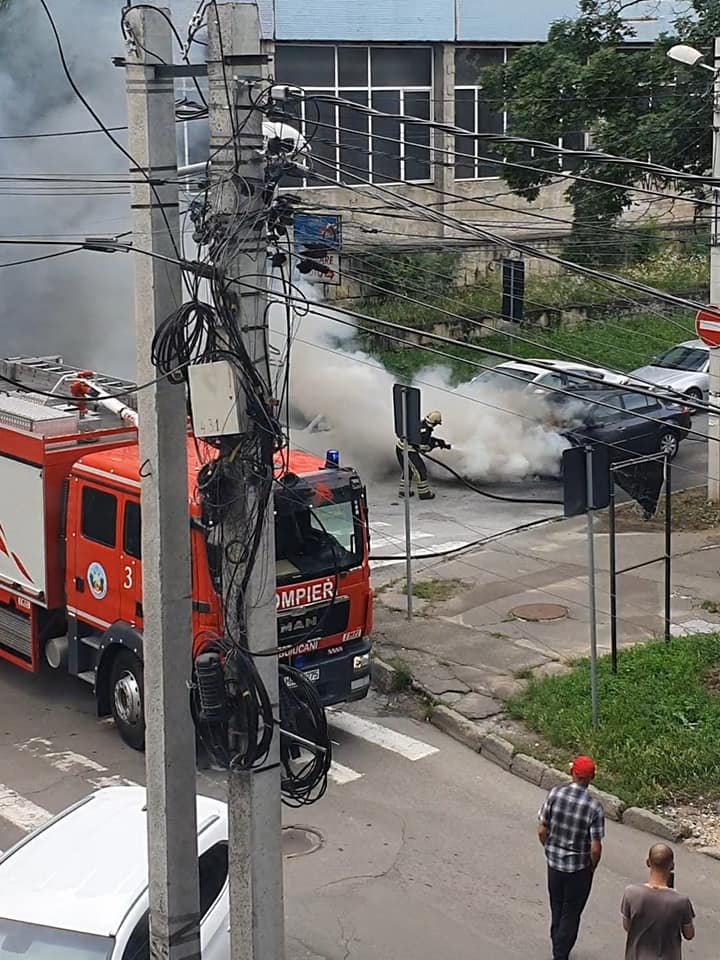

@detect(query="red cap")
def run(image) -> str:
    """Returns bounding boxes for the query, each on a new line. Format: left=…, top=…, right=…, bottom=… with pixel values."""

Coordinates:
left=571, top=756, right=596, bottom=779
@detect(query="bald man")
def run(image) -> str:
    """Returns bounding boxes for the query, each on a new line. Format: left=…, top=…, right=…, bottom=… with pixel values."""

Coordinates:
left=621, top=844, right=695, bottom=960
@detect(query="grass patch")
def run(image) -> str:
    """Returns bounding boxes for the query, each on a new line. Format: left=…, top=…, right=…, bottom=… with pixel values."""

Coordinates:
left=702, top=600, right=720, bottom=615
left=387, top=657, right=413, bottom=692
left=514, top=666, right=535, bottom=681
left=365, top=308, right=696, bottom=384
left=595, top=488, right=720, bottom=534
left=508, top=633, right=720, bottom=808
left=411, top=579, right=463, bottom=603
left=355, top=244, right=703, bottom=381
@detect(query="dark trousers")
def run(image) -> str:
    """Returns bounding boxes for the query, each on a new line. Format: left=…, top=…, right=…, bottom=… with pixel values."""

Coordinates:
left=395, top=446, right=430, bottom=494
left=547, top=865, right=593, bottom=960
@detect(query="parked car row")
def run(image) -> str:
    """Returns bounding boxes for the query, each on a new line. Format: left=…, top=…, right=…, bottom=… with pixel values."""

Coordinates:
left=471, top=351, right=695, bottom=463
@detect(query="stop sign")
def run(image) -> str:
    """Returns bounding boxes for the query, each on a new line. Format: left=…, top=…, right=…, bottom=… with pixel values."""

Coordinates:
left=696, top=307, right=720, bottom=347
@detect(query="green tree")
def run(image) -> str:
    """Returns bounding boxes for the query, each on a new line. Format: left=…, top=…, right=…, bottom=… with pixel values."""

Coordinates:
left=482, top=0, right=720, bottom=261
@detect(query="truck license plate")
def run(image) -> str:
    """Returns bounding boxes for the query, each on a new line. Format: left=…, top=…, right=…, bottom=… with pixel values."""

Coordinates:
left=304, top=668, right=320, bottom=683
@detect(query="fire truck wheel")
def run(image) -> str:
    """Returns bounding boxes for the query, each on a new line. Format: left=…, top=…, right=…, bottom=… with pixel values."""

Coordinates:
left=110, top=650, right=145, bottom=751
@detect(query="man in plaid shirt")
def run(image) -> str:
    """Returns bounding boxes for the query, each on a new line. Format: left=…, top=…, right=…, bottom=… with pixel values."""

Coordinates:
left=538, top=756, right=605, bottom=960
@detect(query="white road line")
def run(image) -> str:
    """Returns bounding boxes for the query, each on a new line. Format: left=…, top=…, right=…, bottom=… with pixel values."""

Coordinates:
left=328, top=762, right=363, bottom=785
left=0, top=785, right=51, bottom=833
left=16, top=738, right=107, bottom=775
left=88, top=775, right=140, bottom=790
left=329, top=712, right=439, bottom=762
left=370, top=539, right=470, bottom=568
left=16, top=739, right=139, bottom=789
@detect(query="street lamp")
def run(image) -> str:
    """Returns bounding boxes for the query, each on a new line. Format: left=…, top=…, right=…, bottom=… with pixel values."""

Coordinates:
left=667, top=39, right=720, bottom=502
left=667, top=43, right=714, bottom=70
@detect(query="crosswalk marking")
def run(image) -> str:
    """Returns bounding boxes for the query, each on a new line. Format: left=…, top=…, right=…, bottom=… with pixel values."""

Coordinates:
left=328, top=762, right=363, bottom=785
left=17, top=737, right=108, bottom=775
left=16, top=738, right=139, bottom=789
left=329, top=711, right=439, bottom=762
left=88, top=775, right=140, bottom=790
left=0, top=714, right=441, bottom=838
left=0, top=785, right=52, bottom=833
left=371, top=539, right=471, bottom=568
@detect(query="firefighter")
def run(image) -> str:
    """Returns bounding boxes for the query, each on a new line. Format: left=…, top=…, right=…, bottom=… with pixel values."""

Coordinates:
left=395, top=410, right=451, bottom=501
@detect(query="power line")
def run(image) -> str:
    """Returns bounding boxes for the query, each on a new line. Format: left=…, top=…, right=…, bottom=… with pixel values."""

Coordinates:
left=295, top=96, right=718, bottom=210
left=0, top=247, right=83, bottom=268
left=302, top=91, right=720, bottom=188
left=281, top=316, right=718, bottom=494
left=308, top=155, right=707, bottom=315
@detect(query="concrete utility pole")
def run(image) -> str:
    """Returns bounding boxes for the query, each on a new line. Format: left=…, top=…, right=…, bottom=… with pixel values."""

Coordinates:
left=207, top=5, right=285, bottom=959
left=125, top=9, right=202, bottom=959
left=708, top=36, right=720, bottom=502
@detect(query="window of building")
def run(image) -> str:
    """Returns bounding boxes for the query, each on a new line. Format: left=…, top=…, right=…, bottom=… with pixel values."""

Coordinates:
left=454, top=46, right=586, bottom=180
left=275, top=44, right=433, bottom=186
left=81, top=486, right=117, bottom=548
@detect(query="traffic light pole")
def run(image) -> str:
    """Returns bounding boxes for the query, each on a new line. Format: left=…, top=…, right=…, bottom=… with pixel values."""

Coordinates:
left=206, top=5, right=285, bottom=958
left=124, top=7, right=201, bottom=959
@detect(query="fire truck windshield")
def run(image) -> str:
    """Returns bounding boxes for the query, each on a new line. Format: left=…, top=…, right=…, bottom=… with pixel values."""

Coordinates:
left=275, top=496, right=363, bottom=585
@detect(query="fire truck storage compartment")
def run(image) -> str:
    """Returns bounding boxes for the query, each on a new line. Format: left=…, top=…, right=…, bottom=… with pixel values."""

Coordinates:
left=0, top=603, right=32, bottom=662
left=0, top=455, right=47, bottom=601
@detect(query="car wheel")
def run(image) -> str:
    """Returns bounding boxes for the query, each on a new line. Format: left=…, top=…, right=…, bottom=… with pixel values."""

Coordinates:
left=110, top=650, right=145, bottom=750
left=657, top=430, right=679, bottom=461
left=685, top=387, right=703, bottom=413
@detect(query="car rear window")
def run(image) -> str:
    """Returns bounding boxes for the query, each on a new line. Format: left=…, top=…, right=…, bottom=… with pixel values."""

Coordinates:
left=621, top=392, right=651, bottom=411
left=654, top=346, right=708, bottom=371
left=472, top=367, right=537, bottom=390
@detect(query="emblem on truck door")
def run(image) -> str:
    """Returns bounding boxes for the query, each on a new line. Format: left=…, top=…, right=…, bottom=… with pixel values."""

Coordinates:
left=87, top=562, right=108, bottom=600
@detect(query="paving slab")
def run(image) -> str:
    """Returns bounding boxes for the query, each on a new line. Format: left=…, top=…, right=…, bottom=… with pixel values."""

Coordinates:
left=453, top=692, right=503, bottom=720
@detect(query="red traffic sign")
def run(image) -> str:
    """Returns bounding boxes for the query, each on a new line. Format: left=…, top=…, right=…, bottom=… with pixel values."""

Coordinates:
left=696, top=307, right=720, bottom=347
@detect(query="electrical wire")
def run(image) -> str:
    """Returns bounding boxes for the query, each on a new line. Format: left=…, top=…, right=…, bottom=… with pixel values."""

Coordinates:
left=37, top=0, right=183, bottom=269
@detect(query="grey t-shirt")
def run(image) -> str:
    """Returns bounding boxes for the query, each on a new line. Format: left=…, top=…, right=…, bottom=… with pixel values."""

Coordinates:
left=622, top=884, right=695, bottom=960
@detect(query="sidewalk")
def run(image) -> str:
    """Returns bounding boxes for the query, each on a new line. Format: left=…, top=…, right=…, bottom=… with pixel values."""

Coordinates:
left=373, top=515, right=720, bottom=722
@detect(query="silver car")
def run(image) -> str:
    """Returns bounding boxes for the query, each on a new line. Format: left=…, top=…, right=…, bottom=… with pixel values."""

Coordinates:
left=629, top=339, right=710, bottom=405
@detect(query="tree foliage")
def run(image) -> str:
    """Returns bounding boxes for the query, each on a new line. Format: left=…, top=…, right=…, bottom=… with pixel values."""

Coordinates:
left=481, top=1, right=720, bottom=259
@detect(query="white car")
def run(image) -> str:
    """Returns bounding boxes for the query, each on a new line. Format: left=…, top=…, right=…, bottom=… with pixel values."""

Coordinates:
left=470, top=358, right=626, bottom=394
left=0, top=787, right=229, bottom=959
left=629, top=339, right=710, bottom=405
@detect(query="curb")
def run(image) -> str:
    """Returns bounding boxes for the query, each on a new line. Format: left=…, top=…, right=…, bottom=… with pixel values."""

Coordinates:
left=370, top=657, right=399, bottom=695
left=370, top=658, right=704, bottom=856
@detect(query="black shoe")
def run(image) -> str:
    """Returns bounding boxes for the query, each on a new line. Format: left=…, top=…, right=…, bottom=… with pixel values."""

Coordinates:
left=398, top=489, right=415, bottom=497
left=419, top=492, right=436, bottom=501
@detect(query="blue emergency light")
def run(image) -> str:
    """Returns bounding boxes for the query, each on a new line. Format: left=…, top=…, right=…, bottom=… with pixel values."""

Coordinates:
left=325, top=449, right=340, bottom=468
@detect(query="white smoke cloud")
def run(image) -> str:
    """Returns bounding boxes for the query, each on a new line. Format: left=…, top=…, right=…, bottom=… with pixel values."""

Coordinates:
left=0, top=0, right=135, bottom=372
left=273, top=285, right=570, bottom=483
left=0, top=0, right=204, bottom=378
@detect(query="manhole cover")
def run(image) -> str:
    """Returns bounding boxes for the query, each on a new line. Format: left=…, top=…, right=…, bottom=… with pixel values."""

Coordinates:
left=510, top=602, right=568, bottom=622
left=282, top=825, right=324, bottom=858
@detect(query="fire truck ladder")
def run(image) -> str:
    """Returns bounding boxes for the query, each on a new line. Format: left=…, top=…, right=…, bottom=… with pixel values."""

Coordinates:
left=0, top=356, right=138, bottom=409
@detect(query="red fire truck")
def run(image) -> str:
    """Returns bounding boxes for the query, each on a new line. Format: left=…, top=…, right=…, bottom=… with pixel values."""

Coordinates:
left=0, top=356, right=373, bottom=749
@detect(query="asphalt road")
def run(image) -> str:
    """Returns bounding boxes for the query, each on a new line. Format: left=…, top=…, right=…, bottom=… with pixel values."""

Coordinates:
left=1, top=663, right=719, bottom=959
left=367, top=415, right=709, bottom=583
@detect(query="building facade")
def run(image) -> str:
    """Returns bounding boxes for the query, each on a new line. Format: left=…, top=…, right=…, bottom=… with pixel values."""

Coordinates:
left=253, top=1, right=679, bottom=270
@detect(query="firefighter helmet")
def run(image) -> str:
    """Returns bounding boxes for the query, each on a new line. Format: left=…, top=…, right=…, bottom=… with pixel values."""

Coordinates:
left=425, top=410, right=442, bottom=426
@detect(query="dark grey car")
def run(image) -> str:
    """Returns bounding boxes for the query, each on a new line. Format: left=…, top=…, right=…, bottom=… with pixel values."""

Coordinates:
left=554, top=387, right=692, bottom=462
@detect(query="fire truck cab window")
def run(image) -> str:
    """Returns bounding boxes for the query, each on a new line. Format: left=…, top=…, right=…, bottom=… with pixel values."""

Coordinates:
left=275, top=498, right=361, bottom=582
left=81, top=486, right=117, bottom=548
left=124, top=501, right=141, bottom=559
